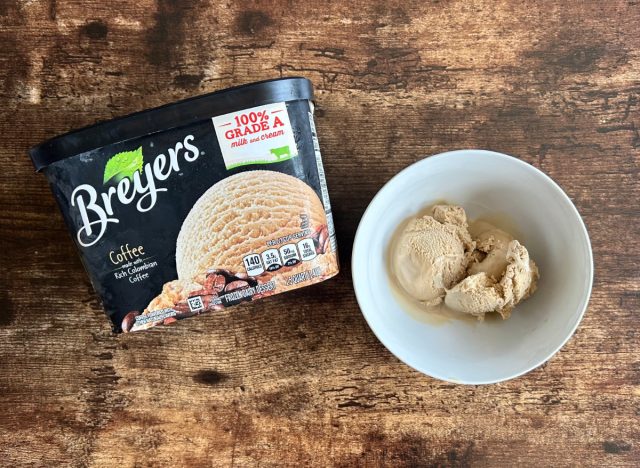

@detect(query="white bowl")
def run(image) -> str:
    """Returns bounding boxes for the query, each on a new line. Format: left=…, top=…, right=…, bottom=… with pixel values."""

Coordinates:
left=352, top=149, right=593, bottom=384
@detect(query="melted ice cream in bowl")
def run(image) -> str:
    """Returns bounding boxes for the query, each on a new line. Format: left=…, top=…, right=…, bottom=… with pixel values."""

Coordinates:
left=352, top=150, right=593, bottom=384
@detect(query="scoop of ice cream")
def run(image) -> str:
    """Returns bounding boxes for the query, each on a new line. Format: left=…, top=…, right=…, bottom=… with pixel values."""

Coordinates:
left=497, top=240, right=539, bottom=318
left=445, top=272, right=504, bottom=317
left=432, top=204, right=468, bottom=227
left=176, top=170, right=334, bottom=283
left=445, top=239, right=539, bottom=319
left=391, top=205, right=474, bottom=305
left=468, top=222, right=514, bottom=280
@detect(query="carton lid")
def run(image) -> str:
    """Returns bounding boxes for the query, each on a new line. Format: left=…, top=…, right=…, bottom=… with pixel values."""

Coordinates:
left=29, top=77, right=313, bottom=171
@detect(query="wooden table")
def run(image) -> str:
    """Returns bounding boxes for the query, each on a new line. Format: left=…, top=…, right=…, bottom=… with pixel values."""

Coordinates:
left=1, top=1, right=638, bottom=466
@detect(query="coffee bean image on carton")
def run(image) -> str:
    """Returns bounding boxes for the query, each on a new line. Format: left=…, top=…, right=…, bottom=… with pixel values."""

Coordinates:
left=128, top=171, right=339, bottom=332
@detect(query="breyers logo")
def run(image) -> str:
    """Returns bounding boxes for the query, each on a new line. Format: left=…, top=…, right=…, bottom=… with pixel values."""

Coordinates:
left=71, top=135, right=200, bottom=247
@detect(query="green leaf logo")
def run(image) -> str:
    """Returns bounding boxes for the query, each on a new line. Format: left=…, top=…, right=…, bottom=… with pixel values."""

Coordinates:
left=103, top=147, right=144, bottom=184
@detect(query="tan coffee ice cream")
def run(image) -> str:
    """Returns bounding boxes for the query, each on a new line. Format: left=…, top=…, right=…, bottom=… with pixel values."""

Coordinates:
left=176, top=170, right=336, bottom=286
left=391, top=205, right=474, bottom=306
left=497, top=239, right=539, bottom=317
left=391, top=204, right=539, bottom=320
left=467, top=222, right=514, bottom=280
left=444, top=272, right=504, bottom=318
left=447, top=240, right=538, bottom=319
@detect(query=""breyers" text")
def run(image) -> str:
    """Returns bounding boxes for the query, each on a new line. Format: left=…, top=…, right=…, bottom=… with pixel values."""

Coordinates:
left=71, top=135, right=199, bottom=247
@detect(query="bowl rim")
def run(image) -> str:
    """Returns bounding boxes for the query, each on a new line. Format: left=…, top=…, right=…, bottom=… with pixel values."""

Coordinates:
left=351, top=149, right=594, bottom=384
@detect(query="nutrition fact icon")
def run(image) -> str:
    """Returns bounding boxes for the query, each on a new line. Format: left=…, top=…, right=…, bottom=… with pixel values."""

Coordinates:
left=279, top=244, right=300, bottom=266
left=297, top=239, right=317, bottom=261
left=242, top=253, right=265, bottom=276
left=261, top=248, right=283, bottom=272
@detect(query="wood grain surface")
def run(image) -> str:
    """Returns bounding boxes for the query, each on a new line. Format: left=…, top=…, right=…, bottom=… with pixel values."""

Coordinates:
left=1, top=0, right=639, bottom=466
